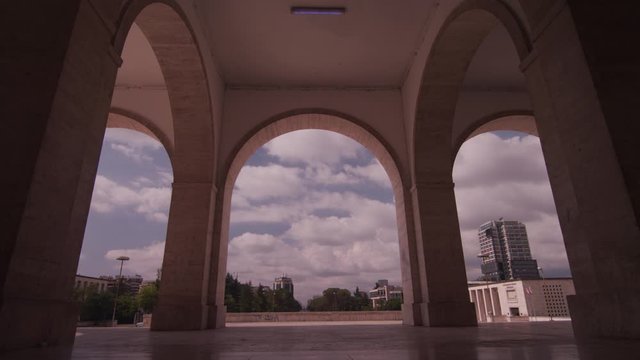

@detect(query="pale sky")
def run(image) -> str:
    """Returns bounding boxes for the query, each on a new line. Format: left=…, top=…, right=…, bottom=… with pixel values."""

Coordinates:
left=78, top=128, right=570, bottom=305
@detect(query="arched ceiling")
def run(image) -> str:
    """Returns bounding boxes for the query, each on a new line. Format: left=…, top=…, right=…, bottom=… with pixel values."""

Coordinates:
left=115, top=23, right=165, bottom=87
left=200, top=0, right=437, bottom=88
left=462, top=23, right=527, bottom=91
left=115, top=1, right=528, bottom=93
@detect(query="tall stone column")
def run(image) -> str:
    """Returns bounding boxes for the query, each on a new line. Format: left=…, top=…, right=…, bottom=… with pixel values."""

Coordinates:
left=151, top=182, right=216, bottom=330
left=396, top=187, right=424, bottom=326
left=520, top=0, right=640, bottom=339
left=0, top=0, right=120, bottom=350
left=411, top=180, right=477, bottom=326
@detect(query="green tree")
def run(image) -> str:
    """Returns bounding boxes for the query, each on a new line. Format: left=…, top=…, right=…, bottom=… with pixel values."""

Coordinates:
left=115, top=294, right=138, bottom=324
left=80, top=291, right=114, bottom=321
left=378, top=298, right=402, bottom=311
left=307, top=295, right=329, bottom=311
left=273, top=288, right=302, bottom=312
left=223, top=273, right=302, bottom=313
left=224, top=273, right=242, bottom=312
left=353, top=287, right=372, bottom=311
left=137, top=283, right=159, bottom=313
left=238, top=282, right=256, bottom=312
left=307, top=288, right=365, bottom=311
left=255, top=284, right=271, bottom=312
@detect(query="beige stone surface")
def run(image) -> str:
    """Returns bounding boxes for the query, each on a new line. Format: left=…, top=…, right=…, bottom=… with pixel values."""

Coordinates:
left=3, top=0, right=640, bottom=352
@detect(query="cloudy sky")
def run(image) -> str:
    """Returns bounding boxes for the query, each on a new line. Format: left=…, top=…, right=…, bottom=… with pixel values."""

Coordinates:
left=78, top=128, right=570, bottom=305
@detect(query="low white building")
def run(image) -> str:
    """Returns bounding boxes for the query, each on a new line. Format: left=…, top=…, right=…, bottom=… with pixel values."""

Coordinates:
left=468, top=278, right=575, bottom=322
left=369, top=279, right=403, bottom=309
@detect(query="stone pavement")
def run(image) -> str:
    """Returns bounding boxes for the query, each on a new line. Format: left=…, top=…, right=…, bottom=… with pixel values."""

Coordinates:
left=3, top=322, right=640, bottom=359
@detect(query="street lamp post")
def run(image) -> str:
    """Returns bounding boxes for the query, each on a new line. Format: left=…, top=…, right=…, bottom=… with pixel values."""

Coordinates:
left=477, top=253, right=493, bottom=322
left=111, top=256, right=130, bottom=326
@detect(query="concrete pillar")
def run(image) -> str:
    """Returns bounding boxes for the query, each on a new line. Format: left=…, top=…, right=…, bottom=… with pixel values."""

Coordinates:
left=206, top=186, right=229, bottom=330
left=397, top=187, right=424, bottom=326
left=151, top=182, right=216, bottom=330
left=411, top=181, right=477, bottom=326
left=491, top=287, right=502, bottom=316
left=564, top=1, right=640, bottom=230
left=0, top=0, right=119, bottom=350
left=483, top=288, right=493, bottom=321
left=520, top=0, right=640, bottom=339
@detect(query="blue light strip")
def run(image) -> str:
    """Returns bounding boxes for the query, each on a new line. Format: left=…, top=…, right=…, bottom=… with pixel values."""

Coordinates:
left=290, top=7, right=346, bottom=15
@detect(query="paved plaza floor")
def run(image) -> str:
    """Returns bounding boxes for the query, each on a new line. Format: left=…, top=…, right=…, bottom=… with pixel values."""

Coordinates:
left=3, top=321, right=640, bottom=359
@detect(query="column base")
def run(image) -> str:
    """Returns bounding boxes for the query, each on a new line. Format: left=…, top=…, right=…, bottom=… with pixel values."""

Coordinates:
left=0, top=296, right=79, bottom=351
left=207, top=304, right=226, bottom=329
left=402, top=302, right=423, bottom=326
left=568, top=290, right=640, bottom=340
left=420, top=301, right=478, bottom=327
left=150, top=303, right=208, bottom=331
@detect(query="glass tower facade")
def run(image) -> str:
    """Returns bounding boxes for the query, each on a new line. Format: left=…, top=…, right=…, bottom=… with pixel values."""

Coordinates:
left=478, top=220, right=541, bottom=281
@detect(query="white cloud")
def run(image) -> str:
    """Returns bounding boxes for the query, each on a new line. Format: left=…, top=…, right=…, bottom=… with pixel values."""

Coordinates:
left=104, top=128, right=163, bottom=163
left=86, top=129, right=571, bottom=305
left=453, top=134, right=548, bottom=188
left=344, top=159, right=391, bottom=188
left=229, top=187, right=400, bottom=304
left=91, top=175, right=171, bottom=222
left=304, top=163, right=360, bottom=186
left=234, top=165, right=304, bottom=201
left=228, top=131, right=403, bottom=303
left=105, top=128, right=162, bottom=149
left=228, top=131, right=570, bottom=304
left=105, top=241, right=165, bottom=280
left=454, top=133, right=569, bottom=281
left=264, top=130, right=361, bottom=165
left=229, top=233, right=284, bottom=255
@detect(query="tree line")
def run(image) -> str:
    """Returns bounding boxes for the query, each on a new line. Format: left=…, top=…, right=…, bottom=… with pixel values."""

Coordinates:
left=225, top=273, right=302, bottom=312
left=77, top=273, right=400, bottom=321
left=225, top=274, right=401, bottom=312
left=305, top=287, right=401, bottom=311
left=74, top=278, right=159, bottom=324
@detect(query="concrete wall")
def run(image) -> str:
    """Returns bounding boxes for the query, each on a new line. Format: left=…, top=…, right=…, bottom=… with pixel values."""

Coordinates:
left=225, top=311, right=403, bottom=323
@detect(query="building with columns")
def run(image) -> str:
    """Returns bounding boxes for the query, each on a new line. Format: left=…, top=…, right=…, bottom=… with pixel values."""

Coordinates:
left=469, top=278, right=575, bottom=323
left=2, top=0, right=640, bottom=352
left=369, top=280, right=404, bottom=309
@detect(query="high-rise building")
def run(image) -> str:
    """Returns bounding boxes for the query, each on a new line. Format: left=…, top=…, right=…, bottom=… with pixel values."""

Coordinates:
left=273, top=275, right=294, bottom=297
left=478, top=220, right=541, bottom=281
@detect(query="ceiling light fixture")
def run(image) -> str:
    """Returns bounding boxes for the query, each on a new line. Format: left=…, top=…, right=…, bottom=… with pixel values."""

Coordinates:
left=290, top=6, right=346, bottom=15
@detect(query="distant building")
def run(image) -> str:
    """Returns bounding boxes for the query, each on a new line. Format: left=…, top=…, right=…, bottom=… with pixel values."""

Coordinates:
left=75, top=274, right=112, bottom=293
left=273, top=276, right=294, bottom=296
left=369, top=280, right=403, bottom=309
left=479, top=219, right=541, bottom=281
left=100, top=274, right=144, bottom=296
left=469, top=278, right=575, bottom=322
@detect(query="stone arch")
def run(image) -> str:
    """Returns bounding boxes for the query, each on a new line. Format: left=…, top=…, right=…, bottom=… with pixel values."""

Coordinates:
left=112, top=1, right=216, bottom=331
left=414, top=0, right=532, bottom=178
left=408, top=0, right=534, bottom=326
left=224, top=111, right=407, bottom=194
left=210, top=111, right=422, bottom=325
left=453, top=111, right=536, bottom=156
left=108, top=108, right=175, bottom=158
left=114, top=0, right=214, bottom=182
